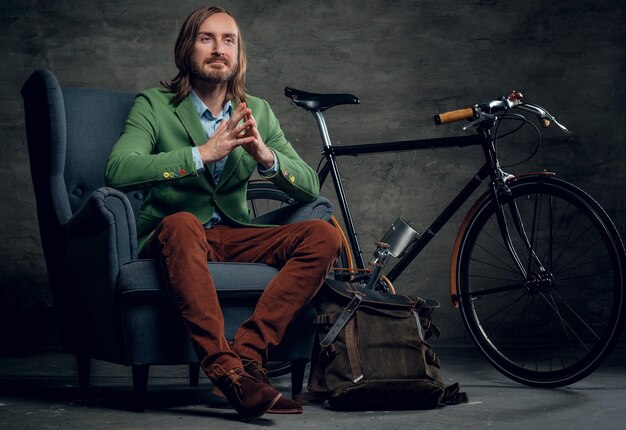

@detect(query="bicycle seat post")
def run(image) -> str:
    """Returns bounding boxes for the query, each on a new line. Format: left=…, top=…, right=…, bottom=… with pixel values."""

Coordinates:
left=312, top=108, right=366, bottom=270
left=312, top=110, right=334, bottom=150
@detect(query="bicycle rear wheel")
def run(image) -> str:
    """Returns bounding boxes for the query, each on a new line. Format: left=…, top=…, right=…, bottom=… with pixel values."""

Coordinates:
left=455, top=175, right=626, bottom=387
left=247, top=180, right=353, bottom=281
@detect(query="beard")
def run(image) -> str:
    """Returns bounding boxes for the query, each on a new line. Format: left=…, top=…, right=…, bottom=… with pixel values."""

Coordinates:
left=191, top=57, right=237, bottom=84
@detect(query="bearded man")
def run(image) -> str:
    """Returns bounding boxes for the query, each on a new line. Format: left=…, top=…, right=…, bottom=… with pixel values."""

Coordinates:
left=106, top=5, right=342, bottom=421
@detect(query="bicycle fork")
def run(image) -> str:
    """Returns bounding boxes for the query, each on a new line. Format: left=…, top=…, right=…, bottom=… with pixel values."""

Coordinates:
left=490, top=179, right=548, bottom=281
left=481, top=124, right=545, bottom=282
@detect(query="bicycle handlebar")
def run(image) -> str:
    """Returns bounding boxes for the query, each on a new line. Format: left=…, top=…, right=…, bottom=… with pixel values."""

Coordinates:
left=433, top=91, right=569, bottom=133
left=434, top=107, right=474, bottom=125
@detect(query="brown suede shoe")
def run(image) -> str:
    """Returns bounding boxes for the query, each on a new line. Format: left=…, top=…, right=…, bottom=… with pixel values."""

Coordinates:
left=211, top=366, right=282, bottom=421
left=242, top=359, right=303, bottom=414
left=211, top=361, right=303, bottom=414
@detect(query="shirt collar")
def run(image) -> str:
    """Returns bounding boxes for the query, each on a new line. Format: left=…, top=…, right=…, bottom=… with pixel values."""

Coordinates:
left=190, top=90, right=232, bottom=120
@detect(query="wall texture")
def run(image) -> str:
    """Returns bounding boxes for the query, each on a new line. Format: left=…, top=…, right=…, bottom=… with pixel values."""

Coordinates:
left=2, top=0, right=625, bottom=350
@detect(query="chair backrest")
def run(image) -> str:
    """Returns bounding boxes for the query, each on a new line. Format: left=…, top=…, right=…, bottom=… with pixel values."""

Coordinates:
left=22, top=69, right=143, bottom=227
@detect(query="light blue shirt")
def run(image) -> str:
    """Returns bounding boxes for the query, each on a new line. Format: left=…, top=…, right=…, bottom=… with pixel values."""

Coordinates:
left=189, top=91, right=277, bottom=227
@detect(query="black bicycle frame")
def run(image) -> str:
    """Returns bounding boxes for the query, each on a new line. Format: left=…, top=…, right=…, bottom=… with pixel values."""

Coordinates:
left=317, top=132, right=503, bottom=283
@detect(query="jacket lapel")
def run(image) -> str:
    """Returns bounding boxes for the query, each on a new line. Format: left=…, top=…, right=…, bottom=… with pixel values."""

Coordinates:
left=174, top=96, right=219, bottom=187
left=216, top=98, right=244, bottom=189
left=175, top=97, right=207, bottom=147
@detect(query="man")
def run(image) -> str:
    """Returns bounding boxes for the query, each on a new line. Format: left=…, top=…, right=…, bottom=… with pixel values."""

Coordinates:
left=105, top=6, right=342, bottom=421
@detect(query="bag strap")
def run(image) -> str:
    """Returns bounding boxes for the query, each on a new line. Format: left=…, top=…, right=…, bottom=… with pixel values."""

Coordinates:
left=441, top=383, right=469, bottom=405
left=344, top=318, right=364, bottom=382
left=319, top=291, right=363, bottom=348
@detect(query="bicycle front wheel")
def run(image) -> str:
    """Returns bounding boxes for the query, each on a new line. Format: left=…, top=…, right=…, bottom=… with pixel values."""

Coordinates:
left=455, top=175, right=626, bottom=387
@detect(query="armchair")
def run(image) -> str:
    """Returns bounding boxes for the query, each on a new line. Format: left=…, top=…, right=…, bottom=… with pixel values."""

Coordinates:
left=21, top=69, right=330, bottom=410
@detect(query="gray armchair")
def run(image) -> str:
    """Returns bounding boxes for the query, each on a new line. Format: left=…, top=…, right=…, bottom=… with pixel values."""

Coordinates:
left=21, top=69, right=329, bottom=410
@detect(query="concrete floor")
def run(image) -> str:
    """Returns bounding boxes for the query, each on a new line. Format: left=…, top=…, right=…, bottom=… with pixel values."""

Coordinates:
left=1, top=346, right=625, bottom=430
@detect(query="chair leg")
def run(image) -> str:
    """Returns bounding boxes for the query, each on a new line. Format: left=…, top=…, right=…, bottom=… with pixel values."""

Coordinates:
left=189, top=363, right=200, bottom=387
left=132, top=364, right=149, bottom=412
left=290, top=360, right=307, bottom=398
left=76, top=354, right=91, bottom=396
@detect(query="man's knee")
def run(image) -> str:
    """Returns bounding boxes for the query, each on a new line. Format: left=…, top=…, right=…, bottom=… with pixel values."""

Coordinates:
left=303, top=219, right=344, bottom=257
left=157, top=212, right=204, bottom=241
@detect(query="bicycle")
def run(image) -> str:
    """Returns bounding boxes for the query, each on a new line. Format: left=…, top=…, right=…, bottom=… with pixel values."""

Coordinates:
left=247, top=88, right=626, bottom=388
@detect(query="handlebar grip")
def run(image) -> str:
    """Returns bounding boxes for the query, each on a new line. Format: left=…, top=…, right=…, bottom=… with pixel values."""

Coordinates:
left=434, top=107, right=474, bottom=125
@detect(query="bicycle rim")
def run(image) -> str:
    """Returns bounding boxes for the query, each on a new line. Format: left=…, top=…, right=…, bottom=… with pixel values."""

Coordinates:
left=247, top=180, right=297, bottom=219
left=457, top=176, right=626, bottom=387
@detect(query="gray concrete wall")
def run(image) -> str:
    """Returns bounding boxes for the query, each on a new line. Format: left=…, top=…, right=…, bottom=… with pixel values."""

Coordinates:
left=2, top=0, right=625, bottom=349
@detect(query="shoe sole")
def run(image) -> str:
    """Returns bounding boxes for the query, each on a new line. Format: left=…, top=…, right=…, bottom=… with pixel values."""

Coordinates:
left=266, top=406, right=303, bottom=414
left=213, top=386, right=302, bottom=415
left=242, top=393, right=283, bottom=422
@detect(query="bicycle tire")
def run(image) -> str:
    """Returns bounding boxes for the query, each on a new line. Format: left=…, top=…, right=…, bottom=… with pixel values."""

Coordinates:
left=454, top=175, right=626, bottom=387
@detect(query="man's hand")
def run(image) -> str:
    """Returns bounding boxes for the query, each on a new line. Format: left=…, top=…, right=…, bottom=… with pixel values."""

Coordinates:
left=198, top=103, right=273, bottom=168
left=240, top=104, right=274, bottom=169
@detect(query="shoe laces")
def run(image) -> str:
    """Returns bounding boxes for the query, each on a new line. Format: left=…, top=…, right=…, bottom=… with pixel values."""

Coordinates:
left=212, top=365, right=244, bottom=392
left=242, top=359, right=268, bottom=376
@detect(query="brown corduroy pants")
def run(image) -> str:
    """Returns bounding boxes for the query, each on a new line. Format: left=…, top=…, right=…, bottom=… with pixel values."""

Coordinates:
left=140, top=212, right=342, bottom=380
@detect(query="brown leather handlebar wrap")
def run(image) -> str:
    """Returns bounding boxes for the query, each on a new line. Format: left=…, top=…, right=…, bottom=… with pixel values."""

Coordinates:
left=434, top=107, right=474, bottom=125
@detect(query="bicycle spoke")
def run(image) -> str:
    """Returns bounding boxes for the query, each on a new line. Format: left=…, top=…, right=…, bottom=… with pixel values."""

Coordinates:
left=552, top=288, right=609, bottom=331
left=553, top=253, right=611, bottom=277
left=250, top=200, right=259, bottom=218
left=476, top=221, right=521, bottom=274
left=490, top=294, right=531, bottom=363
left=556, top=268, right=615, bottom=283
left=473, top=289, right=528, bottom=328
left=539, top=290, right=592, bottom=352
left=469, top=256, right=521, bottom=276
left=526, top=188, right=542, bottom=274
left=552, top=225, right=600, bottom=276
left=466, top=281, right=525, bottom=298
left=551, top=209, right=588, bottom=270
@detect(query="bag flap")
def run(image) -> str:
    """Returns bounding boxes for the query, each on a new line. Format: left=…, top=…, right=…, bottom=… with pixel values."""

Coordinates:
left=324, top=278, right=419, bottom=310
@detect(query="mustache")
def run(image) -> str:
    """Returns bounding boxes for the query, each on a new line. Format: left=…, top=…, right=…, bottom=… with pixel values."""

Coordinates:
left=205, top=54, right=229, bottom=64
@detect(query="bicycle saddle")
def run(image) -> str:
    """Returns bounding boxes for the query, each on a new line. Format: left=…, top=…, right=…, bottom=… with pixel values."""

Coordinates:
left=285, top=87, right=360, bottom=111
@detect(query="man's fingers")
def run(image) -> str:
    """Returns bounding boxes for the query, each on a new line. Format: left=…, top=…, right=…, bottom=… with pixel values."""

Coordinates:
left=231, top=119, right=254, bottom=137
left=227, top=105, right=251, bottom=128
left=233, top=136, right=256, bottom=147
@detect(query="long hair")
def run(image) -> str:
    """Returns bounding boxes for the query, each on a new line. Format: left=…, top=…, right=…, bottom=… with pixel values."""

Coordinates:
left=162, top=6, right=247, bottom=105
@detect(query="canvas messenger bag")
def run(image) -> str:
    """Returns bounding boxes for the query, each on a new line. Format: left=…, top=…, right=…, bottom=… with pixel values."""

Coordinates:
left=301, top=279, right=468, bottom=410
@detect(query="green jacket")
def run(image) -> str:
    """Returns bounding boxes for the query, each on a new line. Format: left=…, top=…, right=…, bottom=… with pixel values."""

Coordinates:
left=105, top=88, right=320, bottom=251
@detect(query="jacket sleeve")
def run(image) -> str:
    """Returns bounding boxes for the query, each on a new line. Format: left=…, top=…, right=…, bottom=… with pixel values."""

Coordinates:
left=105, top=92, right=198, bottom=191
left=256, top=99, right=320, bottom=202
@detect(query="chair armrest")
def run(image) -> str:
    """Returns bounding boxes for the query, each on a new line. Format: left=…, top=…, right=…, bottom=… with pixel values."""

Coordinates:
left=60, top=187, right=139, bottom=361
left=64, top=186, right=138, bottom=263
left=251, top=196, right=333, bottom=225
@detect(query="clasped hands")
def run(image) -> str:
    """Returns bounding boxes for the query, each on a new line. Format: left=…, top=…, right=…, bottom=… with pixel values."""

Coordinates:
left=198, top=102, right=274, bottom=169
